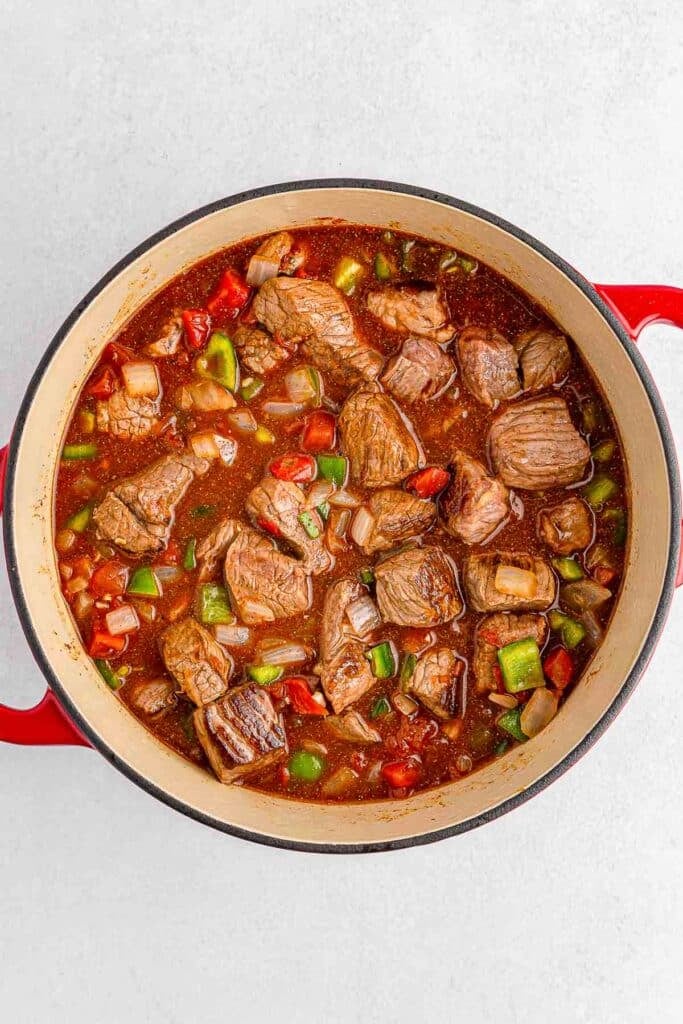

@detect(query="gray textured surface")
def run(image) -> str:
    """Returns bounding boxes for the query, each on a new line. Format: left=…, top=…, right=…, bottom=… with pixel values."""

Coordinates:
left=1, top=2, right=682, bottom=1021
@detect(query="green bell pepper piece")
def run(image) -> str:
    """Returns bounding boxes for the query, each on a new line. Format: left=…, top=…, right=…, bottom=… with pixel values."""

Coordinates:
left=316, top=454, right=348, bottom=486
left=127, top=566, right=161, bottom=598
left=497, top=638, right=544, bottom=693
left=199, top=583, right=233, bottom=625
left=497, top=708, right=527, bottom=743
left=196, top=332, right=239, bottom=392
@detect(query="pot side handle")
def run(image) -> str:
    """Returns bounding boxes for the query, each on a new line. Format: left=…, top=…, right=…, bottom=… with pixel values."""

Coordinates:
left=0, top=443, right=90, bottom=746
left=594, top=284, right=683, bottom=587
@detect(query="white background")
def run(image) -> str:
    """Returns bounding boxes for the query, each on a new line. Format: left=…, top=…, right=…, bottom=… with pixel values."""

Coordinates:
left=1, top=2, right=682, bottom=1021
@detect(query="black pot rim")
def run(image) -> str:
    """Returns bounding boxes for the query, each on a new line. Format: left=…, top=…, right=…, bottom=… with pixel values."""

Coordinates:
left=3, top=178, right=680, bottom=854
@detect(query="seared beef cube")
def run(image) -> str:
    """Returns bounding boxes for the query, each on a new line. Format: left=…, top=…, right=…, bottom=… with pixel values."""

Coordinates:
left=194, top=683, right=287, bottom=783
left=457, top=326, right=520, bottom=408
left=338, top=381, right=424, bottom=488
left=366, top=285, right=454, bottom=343
left=318, top=579, right=376, bottom=714
left=246, top=476, right=331, bottom=575
left=374, top=546, right=461, bottom=627
left=488, top=396, right=590, bottom=490
left=224, top=526, right=311, bottom=624
left=514, top=328, right=571, bottom=392
left=253, top=277, right=383, bottom=385
left=93, top=452, right=208, bottom=556
left=538, top=496, right=593, bottom=554
left=246, top=231, right=294, bottom=286
left=463, top=551, right=555, bottom=612
left=408, top=647, right=463, bottom=719
left=441, top=449, right=509, bottom=545
left=233, top=324, right=293, bottom=376
left=96, top=390, right=161, bottom=439
left=196, top=517, right=242, bottom=582
left=143, top=313, right=183, bottom=358
left=159, top=618, right=233, bottom=706
left=354, top=488, right=437, bottom=555
left=131, top=678, right=176, bottom=715
left=473, top=612, right=547, bottom=691
left=380, top=335, right=455, bottom=403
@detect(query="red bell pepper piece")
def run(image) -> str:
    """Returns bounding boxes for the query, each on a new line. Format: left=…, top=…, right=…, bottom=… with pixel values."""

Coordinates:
left=155, top=538, right=181, bottom=566
left=593, top=565, right=616, bottom=586
left=88, top=625, right=127, bottom=658
left=257, top=516, right=282, bottom=538
left=405, top=466, right=450, bottom=499
left=269, top=453, right=317, bottom=483
left=381, top=758, right=422, bottom=789
left=277, top=677, right=328, bottom=716
left=207, top=269, right=251, bottom=320
left=181, top=309, right=211, bottom=350
left=302, top=411, right=336, bottom=453
left=87, top=365, right=118, bottom=398
left=90, top=560, right=129, bottom=599
left=543, top=647, right=575, bottom=689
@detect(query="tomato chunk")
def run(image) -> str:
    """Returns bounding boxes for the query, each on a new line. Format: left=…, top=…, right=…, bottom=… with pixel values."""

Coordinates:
left=270, top=678, right=328, bottom=716
left=543, top=647, right=575, bottom=689
left=207, top=269, right=251, bottom=320
left=88, top=625, right=127, bottom=658
left=155, top=538, right=181, bottom=566
left=181, top=308, right=211, bottom=350
left=90, top=559, right=129, bottom=598
left=302, top=411, right=336, bottom=453
left=381, top=758, right=422, bottom=789
left=405, top=466, right=450, bottom=499
left=269, top=453, right=317, bottom=483
left=87, top=365, right=117, bottom=398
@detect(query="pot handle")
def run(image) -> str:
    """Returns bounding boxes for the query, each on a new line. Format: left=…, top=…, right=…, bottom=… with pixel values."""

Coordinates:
left=594, top=284, right=683, bottom=587
left=0, top=443, right=91, bottom=746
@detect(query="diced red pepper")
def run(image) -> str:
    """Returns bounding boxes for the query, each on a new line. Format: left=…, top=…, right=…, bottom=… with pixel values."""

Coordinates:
left=543, top=647, right=575, bottom=690
left=275, top=677, right=328, bottom=716
left=86, top=365, right=117, bottom=398
left=104, top=342, right=136, bottom=367
left=257, top=516, right=282, bottom=538
left=88, top=625, right=127, bottom=658
left=593, top=565, right=616, bottom=586
left=278, top=765, right=290, bottom=787
left=207, top=269, right=251, bottom=320
left=181, top=308, right=211, bottom=350
left=269, top=453, right=317, bottom=483
left=381, top=758, right=422, bottom=789
left=302, top=411, right=336, bottom=453
left=405, top=466, right=450, bottom=499
left=90, top=559, right=129, bottom=599
left=155, top=538, right=181, bottom=566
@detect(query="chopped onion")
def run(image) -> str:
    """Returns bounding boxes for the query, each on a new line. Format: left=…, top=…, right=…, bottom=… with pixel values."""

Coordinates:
left=321, top=766, right=358, bottom=797
left=72, top=590, right=94, bottom=619
left=308, top=480, right=334, bottom=508
left=350, top=507, right=375, bottom=547
left=261, top=400, right=306, bottom=417
left=494, top=564, right=538, bottom=599
left=580, top=610, right=604, bottom=650
left=189, top=431, right=237, bottom=464
left=326, top=508, right=351, bottom=554
left=215, top=435, right=237, bottom=465
left=65, top=575, right=88, bottom=595
left=328, top=488, right=361, bottom=509
left=326, top=710, right=381, bottom=744
left=285, top=366, right=322, bottom=405
left=345, top=595, right=381, bottom=637
left=246, top=254, right=281, bottom=287
left=257, top=640, right=310, bottom=665
left=392, top=693, right=419, bottom=717
left=227, top=409, right=257, bottom=433
left=214, top=624, right=251, bottom=646
left=154, top=566, right=183, bottom=585
left=121, top=360, right=160, bottom=398
left=134, top=599, right=157, bottom=624
left=488, top=692, right=518, bottom=709
left=176, top=380, right=235, bottom=412
left=301, top=739, right=328, bottom=757
left=520, top=687, right=558, bottom=738
left=56, top=528, right=77, bottom=555
left=105, top=603, right=140, bottom=636
left=442, top=718, right=463, bottom=741
left=561, top=578, right=612, bottom=613
left=242, top=598, right=276, bottom=623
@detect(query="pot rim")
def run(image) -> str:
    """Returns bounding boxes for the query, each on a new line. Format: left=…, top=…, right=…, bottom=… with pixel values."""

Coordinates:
left=3, top=178, right=680, bottom=853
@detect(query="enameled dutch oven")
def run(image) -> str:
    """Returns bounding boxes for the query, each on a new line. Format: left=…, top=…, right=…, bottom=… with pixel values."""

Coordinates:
left=2, top=180, right=681, bottom=853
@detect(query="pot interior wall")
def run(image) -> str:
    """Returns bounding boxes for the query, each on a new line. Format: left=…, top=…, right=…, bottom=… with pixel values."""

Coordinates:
left=8, top=186, right=673, bottom=847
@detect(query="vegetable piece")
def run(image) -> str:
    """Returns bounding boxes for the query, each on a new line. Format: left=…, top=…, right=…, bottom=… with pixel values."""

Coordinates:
left=121, top=360, right=160, bottom=398
left=581, top=397, right=603, bottom=433
left=497, top=638, right=545, bottom=693
left=552, top=557, right=584, bottom=581
left=439, top=251, right=459, bottom=271
left=78, top=409, right=95, bottom=434
left=548, top=610, right=587, bottom=649
left=183, top=538, right=197, bottom=571
left=214, top=624, right=251, bottom=646
left=90, top=560, right=128, bottom=598
left=105, top=604, right=140, bottom=636
left=374, top=252, right=394, bottom=281
left=181, top=308, right=212, bottom=350
left=345, top=595, right=381, bottom=637
left=333, top=256, right=364, bottom=295
left=583, top=474, right=618, bottom=508
left=399, top=652, right=417, bottom=689
left=55, top=528, right=77, bottom=555
left=127, top=567, right=161, bottom=598
left=520, top=687, right=558, bottom=738
left=104, top=342, right=136, bottom=367
left=302, top=410, right=336, bottom=452
left=248, top=664, right=284, bottom=685
left=381, top=758, right=421, bottom=789
left=285, top=366, right=323, bottom=406
left=321, top=766, right=359, bottom=797
left=261, top=400, right=307, bottom=417
left=370, top=696, right=391, bottom=718
left=258, top=640, right=310, bottom=665
left=270, top=452, right=317, bottom=483
left=603, top=507, right=627, bottom=545
left=326, top=710, right=381, bottom=743
left=278, top=677, right=328, bottom=716
left=591, top=439, right=616, bottom=463
left=560, top=578, right=612, bottom=613
left=227, top=409, right=258, bottom=433
left=367, top=641, right=398, bottom=679
left=327, top=488, right=360, bottom=509
left=255, top=425, right=276, bottom=444
left=198, top=583, right=234, bottom=625
left=94, top=658, right=122, bottom=691
left=494, top=564, right=538, bottom=599
left=257, top=516, right=283, bottom=538
left=405, top=466, right=450, bottom=499
left=176, top=379, right=235, bottom=412
left=206, top=269, right=251, bottom=319
left=350, top=507, right=376, bottom=548
left=66, top=504, right=92, bottom=533
left=89, top=627, right=126, bottom=658
left=317, top=454, right=348, bottom=486
left=246, top=250, right=281, bottom=287
left=360, top=567, right=375, bottom=585
left=543, top=647, right=575, bottom=689
left=189, top=431, right=237, bottom=465
left=62, top=442, right=98, bottom=461
left=326, top=508, right=351, bottom=554
left=580, top=609, right=604, bottom=649
left=298, top=510, right=321, bottom=539
left=240, top=377, right=264, bottom=402
left=316, top=501, right=330, bottom=521
left=192, top=504, right=216, bottom=518
left=495, top=739, right=509, bottom=756
left=288, top=749, right=325, bottom=782
left=87, top=366, right=117, bottom=398
left=497, top=707, right=527, bottom=743
left=195, top=332, right=239, bottom=392
left=392, top=692, right=419, bottom=716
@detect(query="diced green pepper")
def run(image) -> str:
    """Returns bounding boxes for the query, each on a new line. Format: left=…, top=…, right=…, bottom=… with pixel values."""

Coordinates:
left=367, top=641, right=397, bottom=679
left=497, top=638, right=545, bottom=693
left=255, top=425, right=276, bottom=445
left=316, top=501, right=330, bottom=522
left=494, top=739, right=510, bottom=756
left=583, top=474, right=618, bottom=508
left=66, top=503, right=92, bottom=533
left=199, top=583, right=233, bottom=625
left=548, top=610, right=586, bottom=650
left=374, top=252, right=394, bottom=281
left=603, top=507, right=627, bottom=546
left=183, top=537, right=197, bottom=571
left=248, top=664, right=283, bottom=685
left=240, top=377, right=264, bottom=402
left=316, top=454, right=348, bottom=486
left=552, top=557, right=584, bottom=581
left=62, top=442, right=98, bottom=461
left=333, top=256, right=364, bottom=295
left=399, top=652, right=416, bottom=690
left=591, top=439, right=616, bottom=463
left=192, top=504, right=216, bottom=518
left=497, top=708, right=527, bottom=743
left=127, top=566, right=161, bottom=597
left=288, top=749, right=325, bottom=782
left=456, top=255, right=478, bottom=274
left=360, top=567, right=375, bottom=585
left=78, top=409, right=96, bottom=433
left=298, top=510, right=320, bottom=539
left=370, top=696, right=391, bottom=718
left=196, top=332, right=239, bottom=392
left=581, top=398, right=602, bottom=433
left=95, top=658, right=122, bottom=691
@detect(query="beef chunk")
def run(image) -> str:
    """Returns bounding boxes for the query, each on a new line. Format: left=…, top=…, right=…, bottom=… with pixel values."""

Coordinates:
left=354, top=488, right=437, bottom=555
left=194, top=683, right=287, bottom=783
left=408, top=647, right=462, bottom=719
left=246, top=476, right=331, bottom=575
left=143, top=314, right=183, bottom=358
left=246, top=231, right=294, bottom=286
left=457, top=326, right=520, bottom=408
left=159, top=618, right=233, bottom=706
left=488, top=396, right=590, bottom=490
left=196, top=517, right=242, bottom=582
left=514, top=328, right=571, bottom=392
left=131, top=678, right=176, bottom=715
left=473, top=612, right=547, bottom=691
left=367, top=286, right=454, bottom=343
left=374, top=546, right=461, bottom=627
left=318, top=579, right=376, bottom=714
left=538, top=496, right=593, bottom=554
left=233, top=324, right=293, bottom=376
left=93, top=452, right=208, bottom=556
left=224, top=526, right=311, bottom=624
left=96, top=390, right=161, bottom=439
left=253, top=277, right=383, bottom=385
left=441, top=450, right=509, bottom=545
left=463, top=551, right=555, bottom=612
left=338, top=381, right=424, bottom=488
left=380, top=335, right=455, bottom=403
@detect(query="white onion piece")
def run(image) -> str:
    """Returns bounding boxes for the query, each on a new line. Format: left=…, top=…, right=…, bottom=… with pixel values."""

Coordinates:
left=105, top=603, right=140, bottom=636
left=284, top=366, right=321, bottom=405
left=241, top=599, right=276, bottom=623
left=345, top=595, right=381, bottom=637
left=392, top=692, right=418, bottom=716
left=494, top=564, right=538, bottom=599
left=350, top=507, right=375, bottom=547
left=121, top=360, right=160, bottom=398
left=189, top=431, right=220, bottom=460
left=227, top=409, right=257, bottom=433
left=258, top=641, right=309, bottom=665
left=321, top=766, right=358, bottom=797
left=261, top=400, right=307, bottom=417
left=154, top=566, right=182, bottom=585
left=176, top=379, right=235, bottom=412
left=520, top=687, right=558, bottom=738
left=214, top=624, right=251, bottom=646
left=246, top=254, right=280, bottom=287
left=580, top=610, right=604, bottom=649
left=72, top=590, right=94, bottom=619
left=215, top=435, right=237, bottom=465
left=328, top=488, right=361, bottom=509
left=308, top=480, right=334, bottom=508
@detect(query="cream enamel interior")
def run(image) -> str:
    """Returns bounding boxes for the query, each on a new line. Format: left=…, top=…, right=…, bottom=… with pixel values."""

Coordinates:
left=8, top=187, right=672, bottom=847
